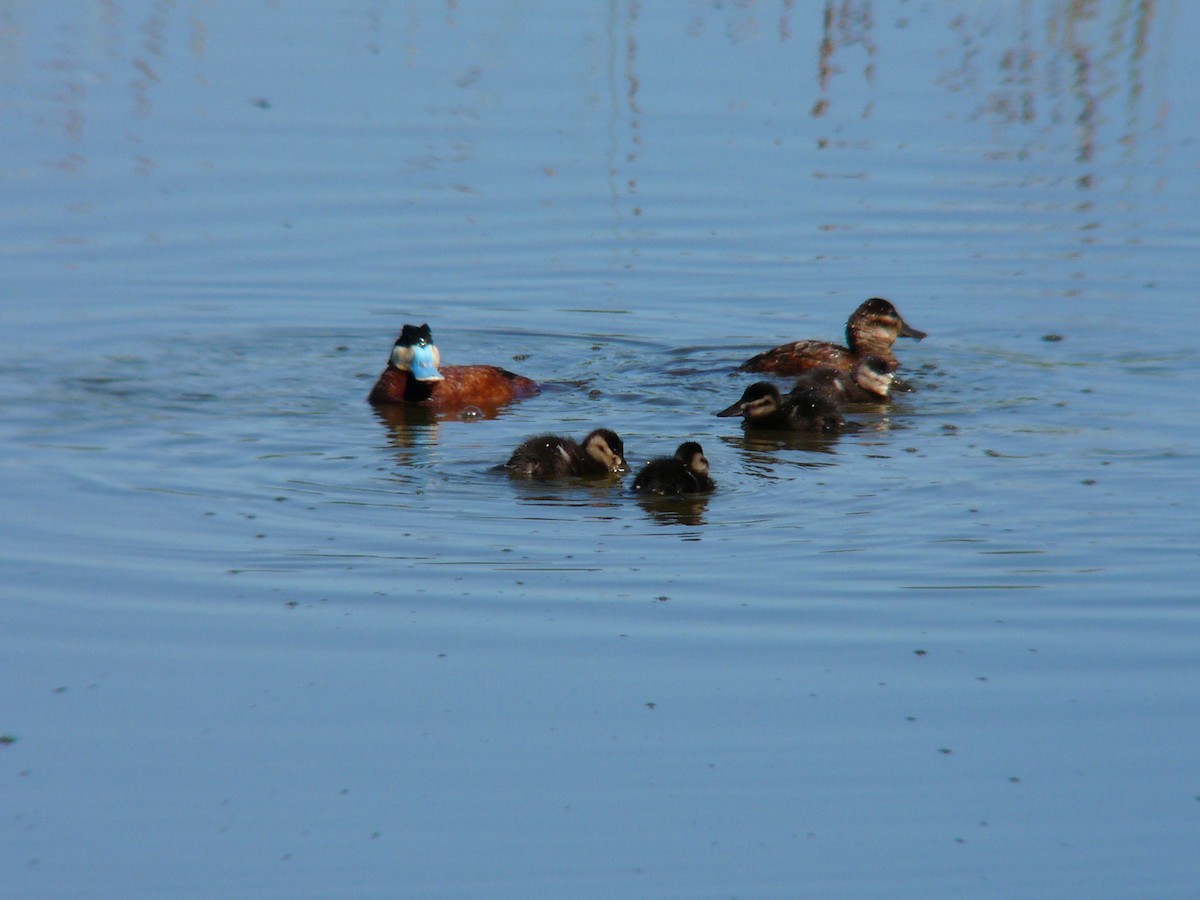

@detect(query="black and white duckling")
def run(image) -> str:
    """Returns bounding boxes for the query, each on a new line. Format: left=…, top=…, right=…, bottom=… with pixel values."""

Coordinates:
left=716, top=381, right=844, bottom=432
left=631, top=441, right=715, bottom=495
left=502, top=428, right=628, bottom=478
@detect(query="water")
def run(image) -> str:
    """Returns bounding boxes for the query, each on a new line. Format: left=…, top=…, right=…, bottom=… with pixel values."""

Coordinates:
left=3, top=2, right=1199, bottom=897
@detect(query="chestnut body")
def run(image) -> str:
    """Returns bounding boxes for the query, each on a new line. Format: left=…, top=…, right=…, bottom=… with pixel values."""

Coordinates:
left=368, top=364, right=540, bottom=408
left=368, top=323, right=540, bottom=409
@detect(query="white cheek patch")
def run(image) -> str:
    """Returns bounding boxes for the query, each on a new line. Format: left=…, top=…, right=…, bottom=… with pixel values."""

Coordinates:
left=864, top=373, right=893, bottom=394
left=867, top=322, right=896, bottom=344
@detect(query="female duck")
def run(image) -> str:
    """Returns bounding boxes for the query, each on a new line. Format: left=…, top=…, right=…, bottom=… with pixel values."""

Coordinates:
left=632, top=441, right=715, bottom=495
left=739, top=297, right=925, bottom=378
left=502, top=428, right=628, bottom=479
left=368, top=323, right=540, bottom=409
left=716, top=381, right=844, bottom=432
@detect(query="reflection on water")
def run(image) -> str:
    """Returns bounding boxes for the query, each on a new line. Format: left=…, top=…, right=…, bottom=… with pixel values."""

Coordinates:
left=1, top=2, right=1174, bottom=190
left=633, top=491, right=711, bottom=528
left=721, top=429, right=844, bottom=461
left=372, top=402, right=495, bottom=429
left=940, top=1, right=1163, bottom=190
left=813, top=0, right=878, bottom=122
left=506, top=478, right=628, bottom=513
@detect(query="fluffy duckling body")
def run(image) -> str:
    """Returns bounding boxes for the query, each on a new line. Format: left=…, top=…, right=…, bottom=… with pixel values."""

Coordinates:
left=368, top=323, right=540, bottom=409
left=716, top=381, right=844, bottom=432
left=632, top=441, right=715, bottom=495
left=739, top=298, right=925, bottom=379
left=503, top=428, right=627, bottom=479
left=795, top=355, right=896, bottom=403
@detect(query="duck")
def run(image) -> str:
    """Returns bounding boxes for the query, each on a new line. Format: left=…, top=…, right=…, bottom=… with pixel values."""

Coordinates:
left=368, top=323, right=541, bottom=409
left=794, top=354, right=896, bottom=403
left=632, top=441, right=715, bottom=495
left=502, top=428, right=628, bottom=479
left=715, top=381, right=844, bottom=432
left=738, top=297, right=925, bottom=379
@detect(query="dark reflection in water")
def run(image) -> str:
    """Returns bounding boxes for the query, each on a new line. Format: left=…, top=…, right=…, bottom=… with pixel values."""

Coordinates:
left=722, top=429, right=843, bottom=458
left=370, top=407, right=447, bottom=470
left=633, top=491, right=711, bottom=528
left=813, top=0, right=877, bottom=122
left=504, top=477, right=627, bottom=512
left=372, top=403, right=501, bottom=431
left=607, top=0, right=642, bottom=212
left=940, top=1, right=1161, bottom=186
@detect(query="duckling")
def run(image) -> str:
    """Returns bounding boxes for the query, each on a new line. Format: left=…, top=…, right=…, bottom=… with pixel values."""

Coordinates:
left=632, top=441, right=715, bottom=495
left=739, top=297, right=925, bottom=379
left=794, top=354, right=896, bottom=403
left=716, top=381, right=844, bottom=432
left=502, top=428, right=628, bottom=478
left=368, top=323, right=540, bottom=409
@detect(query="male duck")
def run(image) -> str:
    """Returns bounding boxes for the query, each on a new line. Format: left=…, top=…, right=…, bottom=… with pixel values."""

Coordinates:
left=368, top=323, right=540, bottom=409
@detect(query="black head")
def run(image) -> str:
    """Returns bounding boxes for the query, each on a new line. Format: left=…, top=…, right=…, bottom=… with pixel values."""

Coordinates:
left=395, top=323, right=434, bottom=348
left=860, top=354, right=895, bottom=376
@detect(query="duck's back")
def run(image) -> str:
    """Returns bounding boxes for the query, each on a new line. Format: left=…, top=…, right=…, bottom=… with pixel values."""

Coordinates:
left=739, top=340, right=855, bottom=376
left=632, top=459, right=687, bottom=494
left=369, top=364, right=539, bottom=408
left=633, top=459, right=714, bottom=495
left=504, top=434, right=579, bottom=478
left=436, top=364, right=540, bottom=407
left=783, top=384, right=845, bottom=432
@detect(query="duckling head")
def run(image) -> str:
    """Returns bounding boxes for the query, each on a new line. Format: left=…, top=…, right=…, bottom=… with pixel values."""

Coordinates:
left=853, top=354, right=896, bottom=399
left=715, top=381, right=782, bottom=421
left=389, top=323, right=444, bottom=382
left=583, top=428, right=628, bottom=473
left=675, top=441, right=709, bottom=478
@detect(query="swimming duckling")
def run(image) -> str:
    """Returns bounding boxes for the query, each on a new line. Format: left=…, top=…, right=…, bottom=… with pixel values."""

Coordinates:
left=794, top=355, right=896, bottom=403
left=632, top=441, right=715, bottom=495
left=739, top=297, right=925, bottom=379
left=716, top=381, right=844, bottom=432
left=502, top=428, right=627, bottom=478
left=368, top=323, right=541, bottom=409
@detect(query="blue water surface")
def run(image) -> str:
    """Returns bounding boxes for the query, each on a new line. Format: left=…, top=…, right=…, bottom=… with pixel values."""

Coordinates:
left=2, top=2, right=1198, bottom=897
